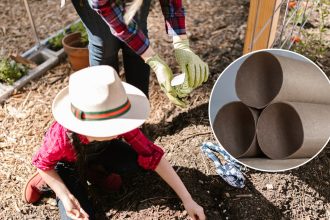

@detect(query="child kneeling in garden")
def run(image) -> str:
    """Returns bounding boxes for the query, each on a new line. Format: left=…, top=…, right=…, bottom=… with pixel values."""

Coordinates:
left=23, top=65, right=205, bottom=220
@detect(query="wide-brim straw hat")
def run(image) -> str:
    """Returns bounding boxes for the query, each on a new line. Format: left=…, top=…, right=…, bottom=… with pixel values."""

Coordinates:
left=52, top=65, right=150, bottom=137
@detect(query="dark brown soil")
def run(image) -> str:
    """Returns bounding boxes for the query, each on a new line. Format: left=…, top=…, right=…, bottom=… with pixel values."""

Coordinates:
left=0, top=0, right=329, bottom=220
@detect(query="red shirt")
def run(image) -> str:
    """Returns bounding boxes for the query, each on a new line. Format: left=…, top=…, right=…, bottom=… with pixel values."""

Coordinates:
left=32, top=122, right=164, bottom=171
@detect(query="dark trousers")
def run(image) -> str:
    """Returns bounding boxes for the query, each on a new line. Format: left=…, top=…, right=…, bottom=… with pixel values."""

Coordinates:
left=71, top=0, right=151, bottom=97
left=56, top=140, right=140, bottom=220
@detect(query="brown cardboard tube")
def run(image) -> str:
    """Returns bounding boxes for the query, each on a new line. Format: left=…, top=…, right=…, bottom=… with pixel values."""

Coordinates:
left=240, top=158, right=309, bottom=171
left=257, top=102, right=330, bottom=159
left=235, top=51, right=330, bottom=109
left=212, top=101, right=262, bottom=158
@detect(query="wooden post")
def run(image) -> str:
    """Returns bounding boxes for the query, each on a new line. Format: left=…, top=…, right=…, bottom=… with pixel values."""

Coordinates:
left=243, top=0, right=282, bottom=54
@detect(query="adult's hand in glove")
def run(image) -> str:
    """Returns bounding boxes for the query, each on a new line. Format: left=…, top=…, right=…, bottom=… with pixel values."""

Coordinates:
left=146, top=54, right=186, bottom=108
left=174, top=38, right=209, bottom=90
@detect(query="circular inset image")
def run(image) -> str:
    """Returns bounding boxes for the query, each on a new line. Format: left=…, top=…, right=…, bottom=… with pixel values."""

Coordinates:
left=209, top=49, right=330, bottom=172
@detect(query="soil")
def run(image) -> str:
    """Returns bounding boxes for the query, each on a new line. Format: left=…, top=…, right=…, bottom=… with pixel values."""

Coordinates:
left=0, top=0, right=329, bottom=220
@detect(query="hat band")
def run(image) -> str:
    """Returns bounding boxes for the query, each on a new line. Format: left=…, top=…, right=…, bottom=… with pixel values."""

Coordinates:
left=71, top=99, right=131, bottom=121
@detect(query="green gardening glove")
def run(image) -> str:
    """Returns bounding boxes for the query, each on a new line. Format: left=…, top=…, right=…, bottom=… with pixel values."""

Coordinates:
left=146, top=54, right=187, bottom=108
left=174, top=75, right=193, bottom=98
left=174, top=39, right=209, bottom=90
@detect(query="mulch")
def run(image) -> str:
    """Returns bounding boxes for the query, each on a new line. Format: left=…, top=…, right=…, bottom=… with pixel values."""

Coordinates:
left=0, top=0, right=329, bottom=219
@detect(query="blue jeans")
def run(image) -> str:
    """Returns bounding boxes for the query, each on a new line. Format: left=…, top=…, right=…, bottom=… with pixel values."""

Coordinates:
left=71, top=0, right=151, bottom=97
left=56, top=139, right=141, bottom=220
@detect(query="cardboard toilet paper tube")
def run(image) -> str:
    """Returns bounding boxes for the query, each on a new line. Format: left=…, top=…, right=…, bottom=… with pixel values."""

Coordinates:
left=235, top=51, right=330, bottom=109
left=257, top=102, right=330, bottom=159
left=212, top=101, right=262, bottom=158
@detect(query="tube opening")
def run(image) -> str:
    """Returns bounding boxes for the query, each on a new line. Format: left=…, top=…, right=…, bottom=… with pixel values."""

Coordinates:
left=236, top=52, right=283, bottom=109
left=212, top=102, right=256, bottom=158
left=257, top=103, right=304, bottom=159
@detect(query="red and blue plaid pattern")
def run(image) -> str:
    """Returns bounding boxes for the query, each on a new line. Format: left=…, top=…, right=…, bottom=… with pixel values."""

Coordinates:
left=160, top=0, right=186, bottom=36
left=91, top=0, right=186, bottom=55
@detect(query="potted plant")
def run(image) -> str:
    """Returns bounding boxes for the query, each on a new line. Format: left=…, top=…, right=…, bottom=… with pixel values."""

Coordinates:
left=62, top=21, right=89, bottom=71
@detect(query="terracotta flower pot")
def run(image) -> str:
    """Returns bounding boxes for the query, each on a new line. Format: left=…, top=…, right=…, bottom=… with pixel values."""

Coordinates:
left=62, top=32, right=89, bottom=71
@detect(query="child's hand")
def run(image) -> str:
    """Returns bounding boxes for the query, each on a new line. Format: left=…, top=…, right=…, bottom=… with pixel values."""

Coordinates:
left=183, top=199, right=206, bottom=220
left=61, top=193, right=89, bottom=220
left=37, top=169, right=89, bottom=219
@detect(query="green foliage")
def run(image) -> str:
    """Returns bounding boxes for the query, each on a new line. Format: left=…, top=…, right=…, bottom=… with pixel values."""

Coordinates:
left=292, top=0, right=330, bottom=60
left=292, top=33, right=328, bottom=61
left=70, top=21, right=89, bottom=46
left=48, top=32, right=65, bottom=51
left=0, top=58, right=28, bottom=85
left=48, top=21, right=89, bottom=50
left=288, top=4, right=307, bottom=25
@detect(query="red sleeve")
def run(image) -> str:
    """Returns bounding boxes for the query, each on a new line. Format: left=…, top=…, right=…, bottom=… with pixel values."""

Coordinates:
left=121, top=128, right=164, bottom=170
left=159, top=0, right=186, bottom=36
left=32, top=122, right=75, bottom=171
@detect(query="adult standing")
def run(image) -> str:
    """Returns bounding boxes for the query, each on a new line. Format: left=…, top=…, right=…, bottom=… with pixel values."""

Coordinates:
left=71, top=0, right=209, bottom=107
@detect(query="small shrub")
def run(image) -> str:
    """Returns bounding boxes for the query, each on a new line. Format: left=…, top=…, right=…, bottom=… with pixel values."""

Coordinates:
left=0, top=57, right=28, bottom=85
left=48, top=32, right=65, bottom=51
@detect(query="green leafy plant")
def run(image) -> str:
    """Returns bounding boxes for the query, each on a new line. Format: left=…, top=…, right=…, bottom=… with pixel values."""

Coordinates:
left=288, top=1, right=308, bottom=25
left=292, top=0, right=330, bottom=60
left=70, top=21, right=89, bottom=46
left=48, top=32, right=65, bottom=51
left=48, top=21, right=89, bottom=50
left=0, top=57, right=28, bottom=85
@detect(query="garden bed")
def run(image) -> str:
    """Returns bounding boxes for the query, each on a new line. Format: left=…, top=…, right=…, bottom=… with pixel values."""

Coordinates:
left=0, top=0, right=329, bottom=219
left=0, top=49, right=58, bottom=103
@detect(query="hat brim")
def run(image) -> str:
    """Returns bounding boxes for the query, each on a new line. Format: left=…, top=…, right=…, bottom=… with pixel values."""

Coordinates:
left=52, top=82, right=150, bottom=137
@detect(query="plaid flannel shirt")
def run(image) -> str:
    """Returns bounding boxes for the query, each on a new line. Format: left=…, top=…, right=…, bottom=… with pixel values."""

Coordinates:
left=90, top=0, right=186, bottom=55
